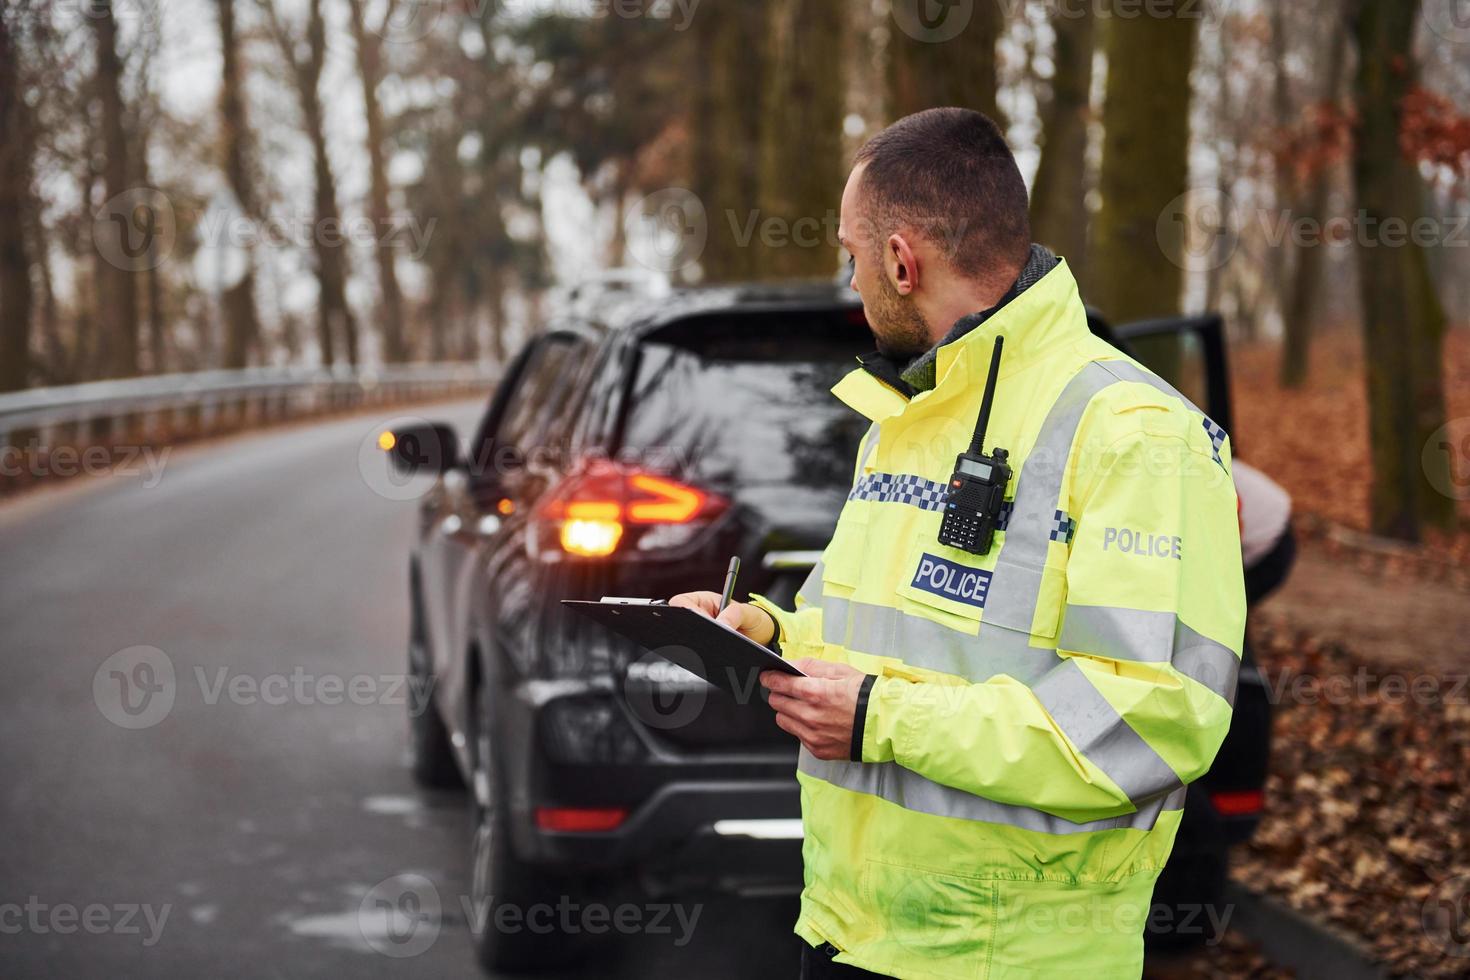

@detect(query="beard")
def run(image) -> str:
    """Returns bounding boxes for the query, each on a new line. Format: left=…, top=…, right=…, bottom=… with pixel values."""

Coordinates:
left=864, top=270, right=932, bottom=363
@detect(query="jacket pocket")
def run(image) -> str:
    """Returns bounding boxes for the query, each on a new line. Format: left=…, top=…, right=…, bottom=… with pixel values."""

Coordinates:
left=978, top=556, right=1066, bottom=641
left=894, top=537, right=995, bottom=627
left=862, top=858, right=996, bottom=979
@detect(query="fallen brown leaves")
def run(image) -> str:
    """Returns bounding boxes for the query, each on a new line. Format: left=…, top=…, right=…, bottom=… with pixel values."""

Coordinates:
left=1230, top=327, right=1470, bottom=571
left=1233, top=615, right=1470, bottom=978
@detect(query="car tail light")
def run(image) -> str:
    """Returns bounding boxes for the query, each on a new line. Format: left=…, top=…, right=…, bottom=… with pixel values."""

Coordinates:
left=1210, top=789, right=1265, bottom=817
left=535, top=807, right=628, bottom=832
left=533, top=461, right=727, bottom=559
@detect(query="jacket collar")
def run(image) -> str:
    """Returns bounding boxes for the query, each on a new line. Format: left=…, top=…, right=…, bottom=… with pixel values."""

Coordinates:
left=832, top=258, right=1089, bottom=423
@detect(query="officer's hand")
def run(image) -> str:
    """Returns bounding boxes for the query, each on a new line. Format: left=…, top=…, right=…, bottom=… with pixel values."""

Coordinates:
left=668, top=591, right=776, bottom=646
left=760, top=658, right=868, bottom=761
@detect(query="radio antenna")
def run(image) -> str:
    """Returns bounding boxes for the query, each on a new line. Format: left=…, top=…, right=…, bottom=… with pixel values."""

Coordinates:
left=969, top=336, right=1004, bottom=456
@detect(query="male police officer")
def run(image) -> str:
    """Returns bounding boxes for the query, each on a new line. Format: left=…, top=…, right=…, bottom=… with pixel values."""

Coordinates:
left=672, top=108, right=1244, bottom=979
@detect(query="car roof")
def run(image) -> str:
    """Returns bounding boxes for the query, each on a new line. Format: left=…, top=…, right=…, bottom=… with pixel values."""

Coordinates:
left=550, top=279, right=863, bottom=341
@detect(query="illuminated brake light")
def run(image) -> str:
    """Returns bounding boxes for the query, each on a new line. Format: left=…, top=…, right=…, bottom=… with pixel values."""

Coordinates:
left=627, top=473, right=705, bottom=523
left=535, top=806, right=628, bottom=832
left=1210, top=789, right=1265, bottom=816
left=560, top=518, right=623, bottom=557
left=535, top=462, right=726, bottom=558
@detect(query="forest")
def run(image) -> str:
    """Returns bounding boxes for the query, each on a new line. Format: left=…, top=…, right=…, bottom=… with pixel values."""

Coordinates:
left=1, top=0, right=1469, bottom=541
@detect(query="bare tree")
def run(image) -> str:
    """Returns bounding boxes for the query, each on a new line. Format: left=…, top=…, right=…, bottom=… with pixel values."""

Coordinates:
left=1088, top=3, right=1198, bottom=380
left=262, top=0, right=359, bottom=366
left=0, top=4, right=36, bottom=392
left=1350, top=0, right=1453, bottom=540
left=757, top=0, right=846, bottom=279
left=692, top=0, right=770, bottom=282
left=89, top=0, right=139, bottom=379
left=886, top=0, right=1003, bottom=125
left=1030, top=3, right=1094, bottom=273
left=214, top=0, right=263, bottom=370
left=345, top=0, right=407, bottom=362
left=1280, top=0, right=1350, bottom=388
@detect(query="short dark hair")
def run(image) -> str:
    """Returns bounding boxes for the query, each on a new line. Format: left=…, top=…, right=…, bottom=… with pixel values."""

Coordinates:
left=853, top=107, right=1030, bottom=284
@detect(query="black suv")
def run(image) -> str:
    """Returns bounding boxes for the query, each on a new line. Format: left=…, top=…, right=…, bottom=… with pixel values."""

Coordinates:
left=386, top=283, right=1272, bottom=971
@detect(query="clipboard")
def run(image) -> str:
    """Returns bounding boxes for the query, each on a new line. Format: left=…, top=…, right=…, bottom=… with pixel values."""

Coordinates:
left=561, top=600, right=807, bottom=697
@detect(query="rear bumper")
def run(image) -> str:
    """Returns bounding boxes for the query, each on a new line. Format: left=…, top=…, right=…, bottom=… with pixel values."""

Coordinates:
left=516, top=777, right=803, bottom=893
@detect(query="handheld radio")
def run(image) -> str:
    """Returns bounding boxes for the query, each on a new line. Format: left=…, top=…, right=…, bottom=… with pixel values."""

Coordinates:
left=937, top=335, right=1012, bottom=556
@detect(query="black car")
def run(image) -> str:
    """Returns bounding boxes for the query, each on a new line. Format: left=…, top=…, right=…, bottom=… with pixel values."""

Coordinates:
left=387, top=283, right=1273, bottom=971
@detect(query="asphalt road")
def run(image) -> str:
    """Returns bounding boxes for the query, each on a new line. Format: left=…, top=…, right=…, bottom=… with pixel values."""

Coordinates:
left=0, top=402, right=798, bottom=979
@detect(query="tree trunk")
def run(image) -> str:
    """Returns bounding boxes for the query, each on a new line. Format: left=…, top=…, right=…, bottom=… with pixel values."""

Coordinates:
left=216, top=0, right=261, bottom=370
left=1281, top=3, right=1348, bottom=388
left=90, top=0, right=139, bottom=379
left=346, top=0, right=408, bottom=363
left=1204, top=10, right=1234, bottom=320
left=756, top=0, right=845, bottom=280
left=1350, top=0, right=1453, bottom=541
left=691, top=0, right=769, bottom=282
left=269, top=0, right=358, bottom=367
left=0, top=9, right=35, bottom=393
left=887, top=0, right=1003, bottom=125
left=1088, top=4, right=1197, bottom=382
left=1029, top=3, right=1094, bottom=274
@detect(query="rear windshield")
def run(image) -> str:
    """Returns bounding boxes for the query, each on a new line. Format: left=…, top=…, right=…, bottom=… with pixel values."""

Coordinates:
left=621, top=313, right=871, bottom=493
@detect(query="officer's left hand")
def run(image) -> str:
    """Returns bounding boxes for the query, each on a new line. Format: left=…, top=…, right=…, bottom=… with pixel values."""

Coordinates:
left=759, top=658, right=869, bottom=761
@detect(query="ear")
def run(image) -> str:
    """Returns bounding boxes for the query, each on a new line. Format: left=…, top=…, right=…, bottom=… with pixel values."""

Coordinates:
left=885, top=233, right=918, bottom=296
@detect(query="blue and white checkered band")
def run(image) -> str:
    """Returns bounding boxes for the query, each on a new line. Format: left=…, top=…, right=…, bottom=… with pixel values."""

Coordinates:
left=1202, top=418, right=1227, bottom=468
left=1049, top=509, right=1077, bottom=544
left=848, top=472, right=950, bottom=512
left=997, top=499, right=1014, bottom=531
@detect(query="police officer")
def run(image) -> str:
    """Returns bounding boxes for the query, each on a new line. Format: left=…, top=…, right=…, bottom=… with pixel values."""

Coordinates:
left=672, top=108, right=1245, bottom=979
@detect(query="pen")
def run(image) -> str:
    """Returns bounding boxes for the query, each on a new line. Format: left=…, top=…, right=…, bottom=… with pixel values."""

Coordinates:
left=717, top=556, right=741, bottom=614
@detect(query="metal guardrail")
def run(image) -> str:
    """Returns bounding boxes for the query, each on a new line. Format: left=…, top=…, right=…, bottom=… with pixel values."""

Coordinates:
left=0, top=362, right=497, bottom=450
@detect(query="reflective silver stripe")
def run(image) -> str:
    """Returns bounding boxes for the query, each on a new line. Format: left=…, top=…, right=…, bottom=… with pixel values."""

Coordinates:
left=796, top=562, right=825, bottom=607
left=1093, top=359, right=1206, bottom=418
left=1032, top=660, right=1183, bottom=804
left=856, top=422, right=881, bottom=476
left=1058, top=604, right=1239, bottom=705
left=799, top=749, right=1185, bottom=835
left=982, top=362, right=1119, bottom=623
left=1173, top=621, right=1240, bottom=706
left=1093, top=359, right=1227, bottom=457
left=820, top=596, right=1054, bottom=685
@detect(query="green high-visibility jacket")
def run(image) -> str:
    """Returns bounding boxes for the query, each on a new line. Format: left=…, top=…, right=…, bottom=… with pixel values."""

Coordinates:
left=751, top=259, right=1245, bottom=979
